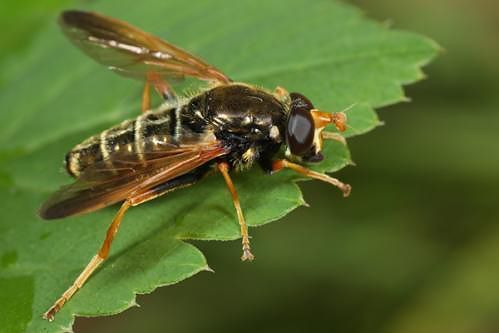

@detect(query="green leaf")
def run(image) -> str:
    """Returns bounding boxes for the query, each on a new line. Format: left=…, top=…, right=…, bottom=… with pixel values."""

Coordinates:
left=0, top=0, right=437, bottom=332
left=0, top=0, right=71, bottom=86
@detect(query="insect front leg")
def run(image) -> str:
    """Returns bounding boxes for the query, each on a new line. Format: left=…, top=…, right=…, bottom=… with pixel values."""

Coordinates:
left=43, top=200, right=132, bottom=321
left=271, top=159, right=351, bottom=197
left=322, top=131, right=347, bottom=145
left=217, top=162, right=254, bottom=261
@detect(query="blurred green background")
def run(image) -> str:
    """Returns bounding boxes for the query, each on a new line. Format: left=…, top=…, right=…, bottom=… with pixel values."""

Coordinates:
left=2, top=0, right=498, bottom=332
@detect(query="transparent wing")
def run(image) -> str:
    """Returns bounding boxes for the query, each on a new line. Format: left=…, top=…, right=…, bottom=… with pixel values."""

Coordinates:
left=39, top=140, right=227, bottom=219
left=60, top=10, right=230, bottom=83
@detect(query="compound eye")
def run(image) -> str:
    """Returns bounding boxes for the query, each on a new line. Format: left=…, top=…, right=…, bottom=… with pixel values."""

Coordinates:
left=286, top=107, right=315, bottom=156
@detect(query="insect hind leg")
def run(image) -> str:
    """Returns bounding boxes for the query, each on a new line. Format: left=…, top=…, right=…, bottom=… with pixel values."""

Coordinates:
left=43, top=167, right=211, bottom=320
left=43, top=200, right=132, bottom=321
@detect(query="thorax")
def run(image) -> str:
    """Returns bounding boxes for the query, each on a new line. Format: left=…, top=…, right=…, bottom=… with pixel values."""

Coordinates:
left=182, top=83, right=288, bottom=169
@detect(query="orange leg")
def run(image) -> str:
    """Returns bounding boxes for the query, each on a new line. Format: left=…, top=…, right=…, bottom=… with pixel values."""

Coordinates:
left=322, top=131, right=346, bottom=145
left=148, top=72, right=176, bottom=100
left=42, top=172, right=210, bottom=321
left=43, top=200, right=132, bottom=321
left=141, top=81, right=151, bottom=113
left=217, top=162, right=254, bottom=261
left=141, top=73, right=177, bottom=113
left=272, top=160, right=351, bottom=197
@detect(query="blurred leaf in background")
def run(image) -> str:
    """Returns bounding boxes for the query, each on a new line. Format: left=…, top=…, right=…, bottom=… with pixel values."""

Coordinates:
left=0, top=0, right=69, bottom=86
left=351, top=1, right=499, bottom=333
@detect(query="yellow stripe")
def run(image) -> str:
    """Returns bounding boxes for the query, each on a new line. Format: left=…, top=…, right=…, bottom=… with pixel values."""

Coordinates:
left=99, top=129, right=112, bottom=167
left=134, top=117, right=145, bottom=161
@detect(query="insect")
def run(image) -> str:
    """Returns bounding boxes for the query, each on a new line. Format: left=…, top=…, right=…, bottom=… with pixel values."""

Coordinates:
left=40, top=10, right=352, bottom=321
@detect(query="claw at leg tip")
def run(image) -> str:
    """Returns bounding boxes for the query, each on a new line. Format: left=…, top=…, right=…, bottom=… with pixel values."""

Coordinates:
left=43, top=311, right=55, bottom=322
left=241, top=250, right=255, bottom=261
left=343, top=184, right=352, bottom=197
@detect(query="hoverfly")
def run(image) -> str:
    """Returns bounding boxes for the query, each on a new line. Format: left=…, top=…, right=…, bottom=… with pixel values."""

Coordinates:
left=41, top=10, right=352, bottom=321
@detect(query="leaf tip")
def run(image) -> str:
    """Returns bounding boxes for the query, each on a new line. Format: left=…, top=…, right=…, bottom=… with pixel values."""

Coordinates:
left=401, top=95, right=412, bottom=103
left=203, top=265, right=215, bottom=273
left=297, top=191, right=309, bottom=208
left=427, top=37, right=445, bottom=55
left=128, top=298, right=140, bottom=309
left=59, top=322, right=74, bottom=333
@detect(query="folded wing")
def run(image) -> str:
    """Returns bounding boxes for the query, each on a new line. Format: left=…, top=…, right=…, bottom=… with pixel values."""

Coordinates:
left=59, top=10, right=230, bottom=84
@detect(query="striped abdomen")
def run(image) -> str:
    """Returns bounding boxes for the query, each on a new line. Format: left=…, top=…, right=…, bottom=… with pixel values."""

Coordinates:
left=65, top=104, right=182, bottom=178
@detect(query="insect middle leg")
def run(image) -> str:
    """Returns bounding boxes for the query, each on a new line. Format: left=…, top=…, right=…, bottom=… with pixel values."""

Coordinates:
left=272, top=159, right=351, bottom=197
left=217, top=162, right=254, bottom=261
